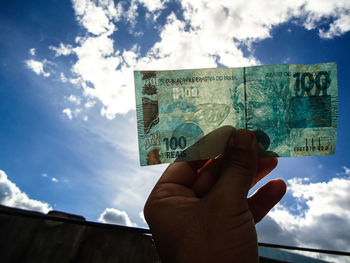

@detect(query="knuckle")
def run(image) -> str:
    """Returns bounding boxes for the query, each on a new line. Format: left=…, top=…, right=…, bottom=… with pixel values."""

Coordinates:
left=224, top=149, right=256, bottom=174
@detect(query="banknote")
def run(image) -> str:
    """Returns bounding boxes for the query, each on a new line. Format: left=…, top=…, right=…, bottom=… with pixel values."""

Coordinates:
left=134, top=63, right=338, bottom=166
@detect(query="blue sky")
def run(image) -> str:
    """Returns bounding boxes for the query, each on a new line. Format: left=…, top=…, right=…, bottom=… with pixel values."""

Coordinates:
left=1, top=0, right=350, bottom=260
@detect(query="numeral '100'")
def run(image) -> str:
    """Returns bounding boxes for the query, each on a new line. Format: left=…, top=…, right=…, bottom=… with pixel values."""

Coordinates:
left=293, top=71, right=331, bottom=97
left=163, top=136, right=187, bottom=150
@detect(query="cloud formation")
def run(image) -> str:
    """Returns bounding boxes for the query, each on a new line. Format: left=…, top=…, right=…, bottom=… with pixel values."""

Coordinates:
left=303, top=0, right=350, bottom=38
left=98, top=207, right=136, bottom=226
left=137, top=0, right=169, bottom=13
left=42, top=0, right=350, bottom=162
left=41, top=0, right=350, bottom=119
left=257, top=173, right=350, bottom=259
left=51, top=177, right=59, bottom=183
left=62, top=108, right=73, bottom=120
left=25, top=59, right=51, bottom=77
left=0, top=170, right=52, bottom=213
left=67, top=95, right=81, bottom=105
left=49, top=43, right=73, bottom=57
left=72, top=0, right=122, bottom=35
left=29, top=48, right=36, bottom=56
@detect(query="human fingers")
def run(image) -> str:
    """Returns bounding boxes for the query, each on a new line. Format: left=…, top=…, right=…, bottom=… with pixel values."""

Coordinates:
left=192, top=158, right=223, bottom=197
left=156, top=160, right=207, bottom=187
left=248, top=179, right=287, bottom=223
left=205, top=129, right=258, bottom=213
left=147, top=159, right=212, bottom=203
left=193, top=156, right=277, bottom=197
left=250, top=157, right=278, bottom=189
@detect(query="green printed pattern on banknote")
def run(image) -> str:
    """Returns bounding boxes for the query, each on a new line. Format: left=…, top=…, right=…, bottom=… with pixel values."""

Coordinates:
left=134, top=63, right=338, bottom=166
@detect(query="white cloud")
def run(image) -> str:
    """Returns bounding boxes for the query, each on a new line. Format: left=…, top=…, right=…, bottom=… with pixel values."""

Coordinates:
left=29, top=0, right=350, bottom=119
left=81, top=3, right=115, bottom=35
left=125, top=0, right=139, bottom=29
left=98, top=208, right=136, bottom=226
left=67, top=32, right=136, bottom=117
left=41, top=173, right=60, bottom=183
left=319, top=14, right=350, bottom=39
left=71, top=0, right=121, bottom=35
left=29, top=48, right=36, bottom=56
left=72, top=0, right=89, bottom=16
left=49, top=43, right=73, bottom=57
left=62, top=108, right=73, bottom=119
left=51, top=177, right=59, bottom=183
left=25, top=59, right=51, bottom=77
left=139, top=211, right=146, bottom=224
left=60, top=72, right=68, bottom=82
left=0, top=170, right=52, bottom=213
left=85, top=100, right=96, bottom=108
left=302, top=0, right=350, bottom=38
left=336, top=166, right=350, bottom=176
left=98, top=0, right=124, bottom=20
left=137, top=12, right=224, bottom=69
left=67, top=94, right=81, bottom=105
left=257, top=174, right=350, bottom=260
left=137, top=0, right=169, bottom=12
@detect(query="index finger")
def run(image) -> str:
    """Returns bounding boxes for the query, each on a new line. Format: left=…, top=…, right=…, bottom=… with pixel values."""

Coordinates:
left=192, top=156, right=277, bottom=197
left=251, top=157, right=278, bottom=188
left=156, top=159, right=208, bottom=187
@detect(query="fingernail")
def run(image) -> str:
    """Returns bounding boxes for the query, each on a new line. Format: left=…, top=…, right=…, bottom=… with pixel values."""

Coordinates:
left=229, top=130, right=254, bottom=150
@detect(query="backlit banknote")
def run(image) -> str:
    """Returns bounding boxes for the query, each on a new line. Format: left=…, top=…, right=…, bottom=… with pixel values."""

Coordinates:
left=134, top=63, right=338, bottom=166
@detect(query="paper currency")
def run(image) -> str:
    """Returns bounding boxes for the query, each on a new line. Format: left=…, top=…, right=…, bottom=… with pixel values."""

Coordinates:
left=134, top=63, right=338, bottom=166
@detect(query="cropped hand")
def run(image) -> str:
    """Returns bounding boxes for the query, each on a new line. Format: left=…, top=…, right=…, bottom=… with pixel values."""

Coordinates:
left=144, top=129, right=286, bottom=263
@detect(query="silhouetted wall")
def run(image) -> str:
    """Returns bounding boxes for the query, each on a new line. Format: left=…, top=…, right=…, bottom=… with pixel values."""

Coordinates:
left=0, top=205, right=159, bottom=263
left=1, top=205, right=329, bottom=263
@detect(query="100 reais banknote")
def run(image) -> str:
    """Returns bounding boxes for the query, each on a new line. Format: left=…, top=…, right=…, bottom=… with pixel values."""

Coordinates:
left=134, top=63, right=338, bottom=166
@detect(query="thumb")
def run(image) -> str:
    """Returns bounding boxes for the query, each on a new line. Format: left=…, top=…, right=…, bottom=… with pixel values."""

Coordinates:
left=206, top=129, right=258, bottom=214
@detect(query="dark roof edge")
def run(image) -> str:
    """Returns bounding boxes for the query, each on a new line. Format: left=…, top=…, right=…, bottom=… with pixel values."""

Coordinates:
left=1, top=205, right=349, bottom=257
left=0, top=205, right=151, bottom=235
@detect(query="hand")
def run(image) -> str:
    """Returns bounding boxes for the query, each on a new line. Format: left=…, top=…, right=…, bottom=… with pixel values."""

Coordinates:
left=144, top=129, right=286, bottom=263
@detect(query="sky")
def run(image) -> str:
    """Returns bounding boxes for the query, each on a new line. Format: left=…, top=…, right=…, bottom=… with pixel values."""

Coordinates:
left=0, top=0, right=350, bottom=261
